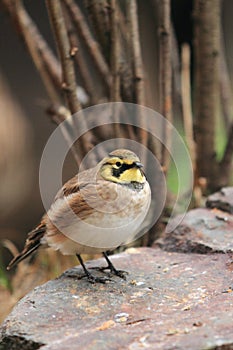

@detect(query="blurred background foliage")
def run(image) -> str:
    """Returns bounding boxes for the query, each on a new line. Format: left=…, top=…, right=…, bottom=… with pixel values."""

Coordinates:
left=0, top=0, right=232, bottom=321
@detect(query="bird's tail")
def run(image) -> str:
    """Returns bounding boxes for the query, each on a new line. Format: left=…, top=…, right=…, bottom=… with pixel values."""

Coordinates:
left=7, top=223, right=46, bottom=270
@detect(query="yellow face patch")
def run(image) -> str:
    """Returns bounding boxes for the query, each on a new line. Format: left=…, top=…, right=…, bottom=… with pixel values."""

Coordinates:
left=118, top=167, right=145, bottom=183
left=100, top=157, right=146, bottom=184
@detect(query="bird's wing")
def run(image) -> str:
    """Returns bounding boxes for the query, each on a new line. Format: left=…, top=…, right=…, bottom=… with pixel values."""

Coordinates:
left=54, top=165, right=100, bottom=200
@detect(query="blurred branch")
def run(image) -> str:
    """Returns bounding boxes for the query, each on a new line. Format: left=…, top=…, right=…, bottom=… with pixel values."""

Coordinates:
left=181, top=44, right=196, bottom=169
left=127, top=0, right=145, bottom=105
left=108, top=0, right=122, bottom=141
left=193, top=0, right=220, bottom=190
left=64, top=0, right=111, bottom=89
left=46, top=0, right=81, bottom=114
left=110, top=0, right=121, bottom=102
left=127, top=0, right=148, bottom=156
left=157, top=0, right=172, bottom=172
left=71, top=35, right=97, bottom=105
left=46, top=104, right=82, bottom=165
left=171, top=23, right=181, bottom=117
left=118, top=25, right=134, bottom=102
left=62, top=5, right=97, bottom=104
left=84, top=0, right=111, bottom=60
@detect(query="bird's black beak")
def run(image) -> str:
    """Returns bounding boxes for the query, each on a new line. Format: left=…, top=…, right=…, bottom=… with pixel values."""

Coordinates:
left=134, top=161, right=143, bottom=168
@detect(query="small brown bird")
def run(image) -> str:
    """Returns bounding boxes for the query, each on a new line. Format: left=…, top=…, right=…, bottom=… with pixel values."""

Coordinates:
left=7, top=149, right=151, bottom=283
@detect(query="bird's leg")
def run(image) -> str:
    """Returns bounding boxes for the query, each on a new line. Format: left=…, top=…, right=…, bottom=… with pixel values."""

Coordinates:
left=76, top=254, right=111, bottom=284
left=102, top=252, right=128, bottom=279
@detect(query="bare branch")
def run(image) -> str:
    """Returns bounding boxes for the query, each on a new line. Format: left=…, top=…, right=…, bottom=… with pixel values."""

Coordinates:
left=84, top=0, right=111, bottom=59
left=64, top=0, right=111, bottom=89
left=193, top=0, right=220, bottom=186
left=117, top=8, right=134, bottom=103
left=71, top=35, right=98, bottom=105
left=109, top=0, right=121, bottom=102
left=157, top=0, right=173, bottom=171
left=46, top=0, right=81, bottom=114
left=171, top=24, right=181, bottom=104
left=126, top=0, right=148, bottom=161
left=47, top=105, right=81, bottom=165
left=181, top=44, right=196, bottom=170
left=62, top=5, right=98, bottom=104
left=16, top=7, right=62, bottom=92
left=127, top=0, right=145, bottom=105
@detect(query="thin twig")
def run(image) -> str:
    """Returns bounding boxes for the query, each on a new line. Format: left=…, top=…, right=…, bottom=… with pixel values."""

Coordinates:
left=127, top=0, right=148, bottom=161
left=171, top=22, right=182, bottom=127
left=16, top=5, right=62, bottom=92
left=72, top=35, right=98, bottom=105
left=116, top=1, right=130, bottom=46
left=181, top=44, right=196, bottom=170
left=109, top=0, right=122, bottom=141
left=64, top=0, right=111, bottom=88
left=127, top=0, right=145, bottom=105
left=47, top=105, right=82, bottom=165
left=62, top=4, right=98, bottom=104
left=46, top=0, right=81, bottom=114
left=157, top=0, right=172, bottom=172
left=110, top=0, right=121, bottom=102
left=117, top=3, right=134, bottom=103
left=84, top=0, right=111, bottom=60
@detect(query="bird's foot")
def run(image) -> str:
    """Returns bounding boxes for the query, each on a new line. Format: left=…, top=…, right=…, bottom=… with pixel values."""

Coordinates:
left=91, top=266, right=128, bottom=280
left=80, top=271, right=113, bottom=284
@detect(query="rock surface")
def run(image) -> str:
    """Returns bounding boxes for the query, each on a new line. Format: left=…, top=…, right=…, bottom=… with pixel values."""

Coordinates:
left=1, top=248, right=233, bottom=350
left=156, top=207, right=233, bottom=253
left=206, top=187, right=233, bottom=214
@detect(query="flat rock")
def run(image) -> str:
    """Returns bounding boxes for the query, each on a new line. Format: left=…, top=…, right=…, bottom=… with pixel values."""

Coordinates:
left=156, top=207, right=233, bottom=253
left=206, top=187, right=233, bottom=214
left=1, top=248, right=233, bottom=350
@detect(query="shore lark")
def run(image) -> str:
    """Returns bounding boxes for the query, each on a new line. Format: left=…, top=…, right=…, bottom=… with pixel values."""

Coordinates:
left=7, top=149, right=151, bottom=283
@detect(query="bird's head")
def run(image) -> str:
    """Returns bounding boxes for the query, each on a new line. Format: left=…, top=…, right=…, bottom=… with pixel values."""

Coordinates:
left=99, top=149, right=146, bottom=185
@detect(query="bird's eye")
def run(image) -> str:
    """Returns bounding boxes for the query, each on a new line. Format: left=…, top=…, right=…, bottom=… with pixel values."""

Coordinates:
left=115, top=161, right=122, bottom=167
